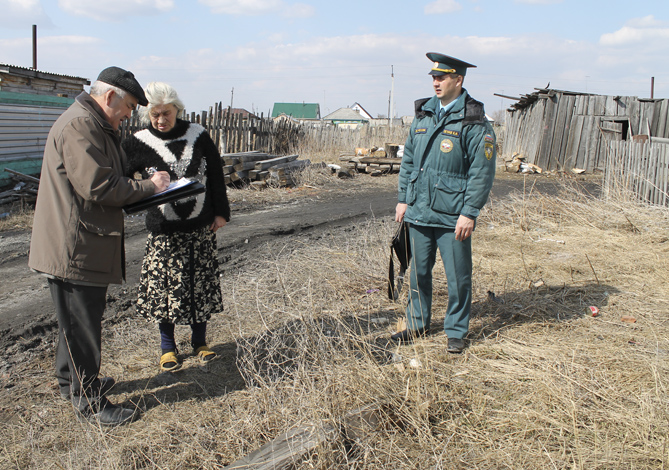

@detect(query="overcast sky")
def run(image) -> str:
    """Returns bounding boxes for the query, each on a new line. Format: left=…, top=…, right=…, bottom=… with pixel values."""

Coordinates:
left=1, top=0, right=668, bottom=119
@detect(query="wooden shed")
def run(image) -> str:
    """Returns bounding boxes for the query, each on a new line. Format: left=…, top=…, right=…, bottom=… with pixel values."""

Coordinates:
left=502, top=87, right=669, bottom=172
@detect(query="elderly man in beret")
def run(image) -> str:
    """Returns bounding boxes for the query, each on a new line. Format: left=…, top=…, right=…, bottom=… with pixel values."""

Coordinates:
left=392, top=52, right=496, bottom=353
left=29, top=66, right=170, bottom=426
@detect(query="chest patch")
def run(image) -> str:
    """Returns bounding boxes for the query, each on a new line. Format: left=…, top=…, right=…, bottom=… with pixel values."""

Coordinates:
left=440, top=139, right=454, bottom=153
left=442, top=129, right=460, bottom=138
left=415, top=128, right=427, bottom=134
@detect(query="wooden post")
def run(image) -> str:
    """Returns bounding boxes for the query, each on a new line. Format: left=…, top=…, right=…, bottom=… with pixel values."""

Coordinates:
left=222, top=405, right=380, bottom=470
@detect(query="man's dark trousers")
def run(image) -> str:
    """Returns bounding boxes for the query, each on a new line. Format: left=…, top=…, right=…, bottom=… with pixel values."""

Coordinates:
left=405, top=223, right=472, bottom=339
left=48, top=278, right=107, bottom=407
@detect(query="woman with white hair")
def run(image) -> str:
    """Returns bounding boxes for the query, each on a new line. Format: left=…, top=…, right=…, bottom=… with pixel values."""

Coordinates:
left=123, top=82, right=230, bottom=371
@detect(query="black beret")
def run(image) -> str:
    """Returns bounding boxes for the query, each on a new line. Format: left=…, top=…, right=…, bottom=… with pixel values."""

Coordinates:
left=96, top=66, right=148, bottom=106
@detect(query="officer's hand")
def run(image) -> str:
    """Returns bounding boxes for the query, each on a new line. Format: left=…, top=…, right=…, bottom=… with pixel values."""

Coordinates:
left=455, top=215, right=475, bottom=241
left=150, top=171, right=170, bottom=193
left=395, top=203, right=407, bottom=223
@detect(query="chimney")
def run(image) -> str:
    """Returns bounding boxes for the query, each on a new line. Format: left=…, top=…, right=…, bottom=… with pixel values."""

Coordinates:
left=651, top=77, right=655, bottom=99
left=32, top=25, right=37, bottom=70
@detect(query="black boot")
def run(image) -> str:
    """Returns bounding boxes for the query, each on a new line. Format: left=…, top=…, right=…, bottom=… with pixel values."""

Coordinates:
left=72, top=395, right=137, bottom=427
left=390, top=326, right=427, bottom=344
left=447, top=337, right=466, bottom=353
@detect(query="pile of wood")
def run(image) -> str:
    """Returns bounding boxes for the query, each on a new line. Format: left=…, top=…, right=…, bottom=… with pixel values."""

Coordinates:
left=0, top=169, right=39, bottom=206
left=338, top=144, right=403, bottom=176
left=504, top=152, right=543, bottom=174
left=221, top=151, right=311, bottom=188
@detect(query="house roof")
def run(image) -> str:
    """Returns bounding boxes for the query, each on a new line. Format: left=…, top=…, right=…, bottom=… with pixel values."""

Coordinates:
left=228, top=107, right=259, bottom=119
left=0, top=64, right=90, bottom=84
left=323, top=107, right=368, bottom=122
left=499, top=87, right=597, bottom=112
left=271, top=102, right=320, bottom=119
left=350, top=102, right=373, bottom=119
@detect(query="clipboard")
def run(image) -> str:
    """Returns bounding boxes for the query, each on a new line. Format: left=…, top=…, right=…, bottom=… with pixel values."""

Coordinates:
left=124, top=178, right=205, bottom=214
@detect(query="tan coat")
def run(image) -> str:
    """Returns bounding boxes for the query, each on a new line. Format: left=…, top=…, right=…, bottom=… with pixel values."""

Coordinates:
left=29, top=92, right=155, bottom=285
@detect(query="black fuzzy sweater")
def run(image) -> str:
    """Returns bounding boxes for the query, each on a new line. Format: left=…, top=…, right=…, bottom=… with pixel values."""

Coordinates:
left=123, top=119, right=230, bottom=234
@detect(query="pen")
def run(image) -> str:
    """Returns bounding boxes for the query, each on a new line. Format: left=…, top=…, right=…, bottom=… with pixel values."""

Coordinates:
left=146, top=167, right=157, bottom=176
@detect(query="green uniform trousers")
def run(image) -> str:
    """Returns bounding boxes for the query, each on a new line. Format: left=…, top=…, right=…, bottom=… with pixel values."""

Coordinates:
left=406, top=223, right=472, bottom=339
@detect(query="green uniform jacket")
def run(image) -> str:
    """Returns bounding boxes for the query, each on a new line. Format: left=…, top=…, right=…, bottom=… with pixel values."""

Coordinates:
left=398, top=90, right=496, bottom=228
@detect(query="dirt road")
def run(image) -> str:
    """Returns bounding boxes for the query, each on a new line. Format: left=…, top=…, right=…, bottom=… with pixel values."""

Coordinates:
left=0, top=174, right=599, bottom=353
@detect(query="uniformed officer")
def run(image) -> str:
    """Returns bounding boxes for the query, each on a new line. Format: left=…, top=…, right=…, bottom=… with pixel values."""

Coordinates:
left=391, top=52, right=496, bottom=353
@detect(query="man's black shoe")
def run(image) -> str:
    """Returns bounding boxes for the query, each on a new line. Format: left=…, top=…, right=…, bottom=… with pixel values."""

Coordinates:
left=390, top=327, right=427, bottom=344
left=447, top=337, right=465, bottom=353
left=60, top=377, right=116, bottom=401
left=74, top=396, right=137, bottom=427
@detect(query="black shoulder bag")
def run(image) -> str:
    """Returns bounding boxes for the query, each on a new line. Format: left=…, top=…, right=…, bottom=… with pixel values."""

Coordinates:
left=388, top=222, right=411, bottom=301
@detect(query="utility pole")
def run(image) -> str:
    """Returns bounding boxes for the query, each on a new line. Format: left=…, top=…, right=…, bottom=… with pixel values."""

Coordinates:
left=387, top=91, right=391, bottom=125
left=230, top=87, right=234, bottom=109
left=389, top=65, right=395, bottom=127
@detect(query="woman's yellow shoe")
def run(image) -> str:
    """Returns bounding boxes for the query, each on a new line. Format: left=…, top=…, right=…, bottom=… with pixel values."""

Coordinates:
left=159, top=351, right=181, bottom=371
left=194, top=345, right=216, bottom=362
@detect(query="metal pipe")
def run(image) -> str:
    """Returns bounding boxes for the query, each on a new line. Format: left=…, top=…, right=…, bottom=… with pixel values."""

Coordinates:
left=651, top=77, right=655, bottom=99
left=32, top=25, right=37, bottom=70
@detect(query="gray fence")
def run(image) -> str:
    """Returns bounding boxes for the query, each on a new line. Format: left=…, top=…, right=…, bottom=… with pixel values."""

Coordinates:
left=120, top=103, right=304, bottom=156
left=0, top=103, right=66, bottom=185
left=604, top=140, right=669, bottom=206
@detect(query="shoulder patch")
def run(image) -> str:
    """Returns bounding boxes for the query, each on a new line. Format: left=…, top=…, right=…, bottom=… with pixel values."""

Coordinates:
left=484, top=142, right=494, bottom=160
left=484, top=134, right=494, bottom=143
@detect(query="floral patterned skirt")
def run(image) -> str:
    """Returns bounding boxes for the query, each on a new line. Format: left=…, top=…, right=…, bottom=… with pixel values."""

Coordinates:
left=137, top=226, right=222, bottom=324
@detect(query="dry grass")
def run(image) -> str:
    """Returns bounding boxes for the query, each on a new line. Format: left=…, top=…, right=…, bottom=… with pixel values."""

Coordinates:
left=2, top=176, right=669, bottom=469
left=294, top=125, right=409, bottom=164
left=0, top=206, right=34, bottom=232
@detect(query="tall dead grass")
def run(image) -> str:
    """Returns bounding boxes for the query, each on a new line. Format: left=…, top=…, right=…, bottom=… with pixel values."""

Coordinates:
left=295, top=125, right=408, bottom=163
left=2, top=176, right=669, bottom=469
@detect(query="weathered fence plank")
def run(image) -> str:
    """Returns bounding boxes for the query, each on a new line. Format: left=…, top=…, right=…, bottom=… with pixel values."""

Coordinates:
left=604, top=140, right=669, bottom=207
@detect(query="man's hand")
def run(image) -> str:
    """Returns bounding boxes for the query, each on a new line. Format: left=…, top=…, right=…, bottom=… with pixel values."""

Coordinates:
left=454, top=215, right=475, bottom=241
left=395, top=203, right=407, bottom=223
left=150, top=171, right=170, bottom=193
left=210, top=215, right=227, bottom=232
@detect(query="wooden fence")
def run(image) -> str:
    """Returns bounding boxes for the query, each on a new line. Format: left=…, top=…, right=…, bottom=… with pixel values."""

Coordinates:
left=604, top=140, right=669, bottom=206
left=120, top=103, right=409, bottom=161
left=120, top=102, right=304, bottom=156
